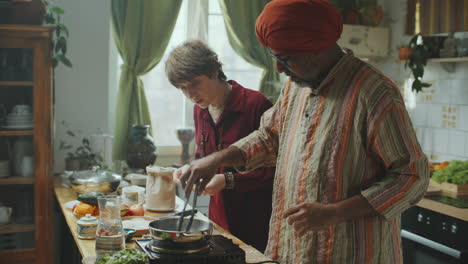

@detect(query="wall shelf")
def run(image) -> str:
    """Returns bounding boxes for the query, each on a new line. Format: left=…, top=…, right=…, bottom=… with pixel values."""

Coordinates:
left=428, top=57, right=468, bottom=72
left=0, top=177, right=34, bottom=185
left=0, top=224, right=34, bottom=234
left=428, top=57, right=468, bottom=63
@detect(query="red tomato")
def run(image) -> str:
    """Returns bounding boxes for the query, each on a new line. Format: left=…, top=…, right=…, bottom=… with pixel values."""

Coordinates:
left=126, top=204, right=144, bottom=216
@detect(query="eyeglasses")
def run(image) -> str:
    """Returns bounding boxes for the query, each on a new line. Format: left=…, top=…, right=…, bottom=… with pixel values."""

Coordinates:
left=268, top=50, right=291, bottom=69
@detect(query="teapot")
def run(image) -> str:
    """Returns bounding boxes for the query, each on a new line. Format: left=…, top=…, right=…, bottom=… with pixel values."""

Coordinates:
left=0, top=204, right=12, bottom=224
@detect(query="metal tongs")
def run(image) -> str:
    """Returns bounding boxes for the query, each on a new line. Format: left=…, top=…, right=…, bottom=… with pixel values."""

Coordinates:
left=177, top=183, right=199, bottom=232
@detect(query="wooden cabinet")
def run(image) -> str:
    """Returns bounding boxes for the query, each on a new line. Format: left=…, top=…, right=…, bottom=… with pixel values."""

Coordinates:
left=338, top=24, right=390, bottom=58
left=0, top=25, right=54, bottom=264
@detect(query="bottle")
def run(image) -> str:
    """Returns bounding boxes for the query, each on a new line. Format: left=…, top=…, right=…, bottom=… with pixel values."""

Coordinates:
left=95, top=195, right=125, bottom=257
left=77, top=214, right=97, bottom=240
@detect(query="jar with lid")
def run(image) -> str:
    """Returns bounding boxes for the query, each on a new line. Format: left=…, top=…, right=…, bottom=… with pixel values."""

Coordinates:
left=77, top=214, right=98, bottom=240
left=145, top=166, right=175, bottom=212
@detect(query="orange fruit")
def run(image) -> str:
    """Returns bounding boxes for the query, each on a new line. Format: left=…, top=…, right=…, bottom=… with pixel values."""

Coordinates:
left=73, top=202, right=96, bottom=216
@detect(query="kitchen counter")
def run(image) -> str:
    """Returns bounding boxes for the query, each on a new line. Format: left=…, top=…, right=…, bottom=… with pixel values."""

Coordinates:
left=54, top=181, right=273, bottom=263
left=416, top=198, right=468, bottom=222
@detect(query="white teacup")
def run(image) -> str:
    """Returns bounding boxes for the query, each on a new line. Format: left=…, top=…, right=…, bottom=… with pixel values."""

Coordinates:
left=21, top=156, right=34, bottom=178
left=11, top=105, right=32, bottom=116
left=0, top=206, right=12, bottom=225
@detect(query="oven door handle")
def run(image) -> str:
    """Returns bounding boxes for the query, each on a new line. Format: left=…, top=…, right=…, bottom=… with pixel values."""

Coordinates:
left=401, top=229, right=462, bottom=259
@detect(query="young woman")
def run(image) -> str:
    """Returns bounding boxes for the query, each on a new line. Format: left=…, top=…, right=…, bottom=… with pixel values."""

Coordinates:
left=166, top=40, right=275, bottom=251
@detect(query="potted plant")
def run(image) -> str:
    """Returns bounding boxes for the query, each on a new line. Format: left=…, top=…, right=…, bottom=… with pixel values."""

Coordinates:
left=42, top=0, right=72, bottom=68
left=398, top=44, right=413, bottom=60
left=405, top=33, right=432, bottom=93
left=59, top=121, right=104, bottom=171
left=357, top=1, right=383, bottom=27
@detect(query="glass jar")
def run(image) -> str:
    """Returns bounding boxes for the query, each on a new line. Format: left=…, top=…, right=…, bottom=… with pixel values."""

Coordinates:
left=95, top=195, right=125, bottom=257
left=145, top=166, right=175, bottom=212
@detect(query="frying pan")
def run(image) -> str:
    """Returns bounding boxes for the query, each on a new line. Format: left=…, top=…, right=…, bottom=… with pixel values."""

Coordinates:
left=148, top=216, right=213, bottom=251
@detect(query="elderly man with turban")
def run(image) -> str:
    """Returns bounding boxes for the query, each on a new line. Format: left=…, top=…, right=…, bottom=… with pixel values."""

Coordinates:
left=178, top=0, right=430, bottom=263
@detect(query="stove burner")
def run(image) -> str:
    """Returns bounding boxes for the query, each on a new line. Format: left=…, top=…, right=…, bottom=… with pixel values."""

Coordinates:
left=146, top=241, right=210, bottom=254
left=136, top=235, right=246, bottom=264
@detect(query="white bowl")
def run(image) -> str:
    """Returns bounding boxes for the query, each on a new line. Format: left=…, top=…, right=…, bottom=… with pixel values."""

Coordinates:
left=125, top=173, right=148, bottom=186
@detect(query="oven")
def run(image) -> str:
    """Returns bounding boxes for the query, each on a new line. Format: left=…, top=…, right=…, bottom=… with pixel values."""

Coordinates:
left=401, top=206, right=467, bottom=264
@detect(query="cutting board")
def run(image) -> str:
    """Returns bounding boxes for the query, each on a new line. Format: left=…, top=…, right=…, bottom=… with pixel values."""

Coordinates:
left=425, top=181, right=442, bottom=196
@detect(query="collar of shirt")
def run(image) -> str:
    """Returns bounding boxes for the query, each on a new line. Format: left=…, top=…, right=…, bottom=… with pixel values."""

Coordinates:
left=200, top=80, right=245, bottom=122
left=309, top=48, right=355, bottom=96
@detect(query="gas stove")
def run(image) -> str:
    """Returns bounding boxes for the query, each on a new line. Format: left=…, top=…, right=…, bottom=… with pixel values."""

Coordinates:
left=135, top=235, right=246, bottom=264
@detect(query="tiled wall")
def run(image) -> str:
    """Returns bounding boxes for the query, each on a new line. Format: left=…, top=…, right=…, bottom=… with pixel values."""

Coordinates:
left=375, top=0, right=468, bottom=163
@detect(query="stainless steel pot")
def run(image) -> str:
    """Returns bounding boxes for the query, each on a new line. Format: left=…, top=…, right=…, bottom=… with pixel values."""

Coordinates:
left=69, top=166, right=122, bottom=194
left=148, top=216, right=213, bottom=253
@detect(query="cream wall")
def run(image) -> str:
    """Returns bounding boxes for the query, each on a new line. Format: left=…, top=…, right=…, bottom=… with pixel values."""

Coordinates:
left=53, top=0, right=118, bottom=173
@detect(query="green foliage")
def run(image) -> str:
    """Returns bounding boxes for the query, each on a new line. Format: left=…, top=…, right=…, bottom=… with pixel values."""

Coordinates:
left=42, top=1, right=72, bottom=68
left=97, top=248, right=149, bottom=264
left=405, top=34, right=432, bottom=93
left=59, top=121, right=104, bottom=167
left=432, top=160, right=468, bottom=185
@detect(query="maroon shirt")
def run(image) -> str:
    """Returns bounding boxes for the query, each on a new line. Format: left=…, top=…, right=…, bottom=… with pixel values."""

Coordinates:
left=194, top=80, right=275, bottom=252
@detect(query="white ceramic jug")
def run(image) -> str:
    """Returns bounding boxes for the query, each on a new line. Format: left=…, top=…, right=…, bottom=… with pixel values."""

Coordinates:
left=0, top=205, right=12, bottom=224
left=12, top=136, right=33, bottom=176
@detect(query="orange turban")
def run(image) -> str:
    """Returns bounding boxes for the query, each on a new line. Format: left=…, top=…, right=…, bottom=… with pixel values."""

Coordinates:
left=256, top=0, right=343, bottom=55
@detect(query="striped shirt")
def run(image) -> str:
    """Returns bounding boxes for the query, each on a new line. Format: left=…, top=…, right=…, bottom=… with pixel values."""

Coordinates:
left=232, top=50, right=429, bottom=264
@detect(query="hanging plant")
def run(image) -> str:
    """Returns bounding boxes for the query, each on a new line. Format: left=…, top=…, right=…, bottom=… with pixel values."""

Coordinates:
left=42, top=0, right=72, bottom=68
left=405, top=34, right=431, bottom=93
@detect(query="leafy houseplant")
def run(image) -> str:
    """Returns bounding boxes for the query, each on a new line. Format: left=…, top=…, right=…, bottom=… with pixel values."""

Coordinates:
left=59, top=121, right=104, bottom=171
left=405, top=34, right=432, bottom=93
left=42, top=0, right=72, bottom=68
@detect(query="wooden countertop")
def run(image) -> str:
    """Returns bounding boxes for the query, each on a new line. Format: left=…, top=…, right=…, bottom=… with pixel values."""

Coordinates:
left=416, top=198, right=468, bottom=222
left=54, top=181, right=273, bottom=263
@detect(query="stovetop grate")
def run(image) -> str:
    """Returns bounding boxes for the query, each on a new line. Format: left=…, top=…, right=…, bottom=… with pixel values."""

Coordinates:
left=136, top=235, right=246, bottom=264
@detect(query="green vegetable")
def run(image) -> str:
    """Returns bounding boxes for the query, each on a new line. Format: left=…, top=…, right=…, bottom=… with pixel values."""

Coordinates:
left=77, top=192, right=104, bottom=206
left=160, top=232, right=172, bottom=240
left=432, top=160, right=468, bottom=185
left=96, top=248, right=149, bottom=264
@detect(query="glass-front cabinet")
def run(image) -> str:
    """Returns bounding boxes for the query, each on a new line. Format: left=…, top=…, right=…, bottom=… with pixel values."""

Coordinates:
left=0, top=25, right=54, bottom=264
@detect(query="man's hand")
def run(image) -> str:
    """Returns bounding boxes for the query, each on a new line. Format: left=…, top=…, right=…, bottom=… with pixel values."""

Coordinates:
left=179, top=154, right=222, bottom=197
left=175, top=147, right=246, bottom=197
left=173, top=164, right=190, bottom=185
left=283, top=202, right=339, bottom=236
left=283, top=195, right=378, bottom=236
left=201, top=174, right=226, bottom=195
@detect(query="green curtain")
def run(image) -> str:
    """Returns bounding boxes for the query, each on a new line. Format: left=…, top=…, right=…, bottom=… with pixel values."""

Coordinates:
left=218, top=0, right=281, bottom=101
left=111, top=0, right=182, bottom=160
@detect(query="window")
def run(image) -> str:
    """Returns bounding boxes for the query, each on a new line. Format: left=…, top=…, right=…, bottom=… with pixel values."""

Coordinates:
left=207, top=0, right=263, bottom=91
left=127, top=0, right=263, bottom=147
